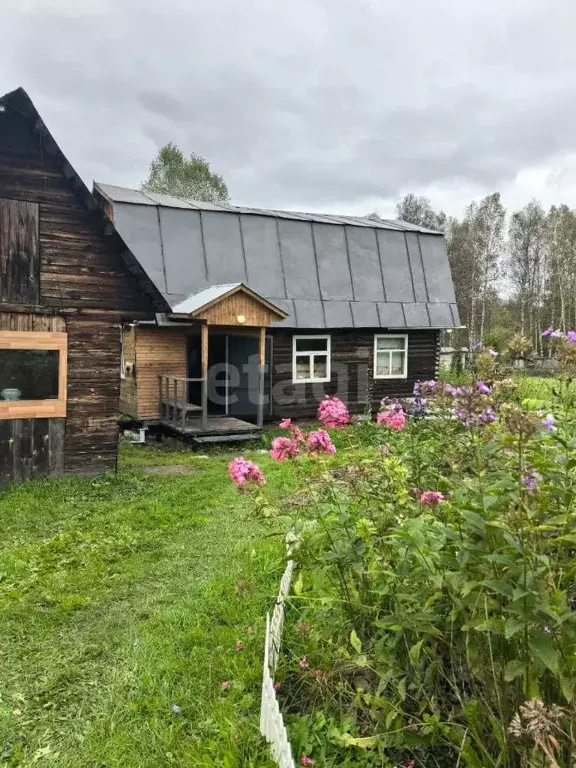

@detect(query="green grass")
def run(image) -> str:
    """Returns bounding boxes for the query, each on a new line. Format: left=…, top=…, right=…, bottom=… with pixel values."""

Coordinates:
left=0, top=442, right=295, bottom=767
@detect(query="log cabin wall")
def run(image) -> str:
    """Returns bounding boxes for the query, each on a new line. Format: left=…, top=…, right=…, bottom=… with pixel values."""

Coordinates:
left=0, top=102, right=157, bottom=485
left=120, top=326, right=138, bottom=417
left=270, top=329, right=440, bottom=419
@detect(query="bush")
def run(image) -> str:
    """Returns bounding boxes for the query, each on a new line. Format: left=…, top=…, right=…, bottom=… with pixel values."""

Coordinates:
left=272, top=379, right=576, bottom=767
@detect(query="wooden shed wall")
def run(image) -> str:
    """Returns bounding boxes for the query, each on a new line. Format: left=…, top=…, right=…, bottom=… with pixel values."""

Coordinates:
left=120, top=326, right=138, bottom=417
left=0, top=106, right=156, bottom=484
left=133, top=328, right=187, bottom=420
left=270, top=329, right=440, bottom=419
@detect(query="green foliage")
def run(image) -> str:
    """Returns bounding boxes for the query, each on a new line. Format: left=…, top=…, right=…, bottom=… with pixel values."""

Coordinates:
left=141, top=142, right=229, bottom=202
left=274, top=381, right=576, bottom=766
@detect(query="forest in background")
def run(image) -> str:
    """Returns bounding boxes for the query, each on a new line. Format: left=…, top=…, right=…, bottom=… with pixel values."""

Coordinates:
left=378, top=193, right=576, bottom=354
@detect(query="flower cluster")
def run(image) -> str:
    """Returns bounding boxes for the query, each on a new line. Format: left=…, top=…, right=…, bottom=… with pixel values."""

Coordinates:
left=419, top=490, right=445, bottom=506
left=522, top=469, right=539, bottom=492
left=471, top=341, right=498, bottom=357
left=228, top=457, right=266, bottom=487
left=377, top=408, right=406, bottom=430
left=306, top=429, right=336, bottom=455
left=317, top=396, right=350, bottom=428
left=542, top=328, right=576, bottom=341
left=270, top=435, right=301, bottom=461
left=449, top=385, right=497, bottom=427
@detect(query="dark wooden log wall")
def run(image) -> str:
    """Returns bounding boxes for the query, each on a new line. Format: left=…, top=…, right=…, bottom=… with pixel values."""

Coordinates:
left=0, top=107, right=156, bottom=483
left=270, top=329, right=440, bottom=419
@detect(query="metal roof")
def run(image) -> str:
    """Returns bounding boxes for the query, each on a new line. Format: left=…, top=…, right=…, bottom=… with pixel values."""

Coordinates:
left=172, top=283, right=242, bottom=314
left=94, top=182, right=460, bottom=329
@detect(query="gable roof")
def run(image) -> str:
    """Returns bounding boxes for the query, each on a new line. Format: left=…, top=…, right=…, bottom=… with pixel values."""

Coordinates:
left=94, top=182, right=460, bottom=329
left=0, top=88, right=170, bottom=314
left=172, top=283, right=288, bottom=319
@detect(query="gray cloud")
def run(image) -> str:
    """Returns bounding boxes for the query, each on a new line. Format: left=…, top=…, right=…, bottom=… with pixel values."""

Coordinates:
left=1, top=0, right=575, bottom=214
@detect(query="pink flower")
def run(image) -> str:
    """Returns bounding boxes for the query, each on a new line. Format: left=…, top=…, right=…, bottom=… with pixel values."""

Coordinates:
left=278, top=418, right=293, bottom=429
left=313, top=668, right=324, bottom=681
left=567, top=331, right=576, bottom=344
left=235, top=640, right=244, bottom=652
left=377, top=410, right=406, bottom=431
left=300, top=758, right=315, bottom=766
left=306, top=429, right=336, bottom=456
left=476, top=380, right=491, bottom=394
left=317, top=396, right=350, bottom=428
left=270, top=436, right=300, bottom=461
left=299, top=656, right=309, bottom=670
left=228, top=457, right=266, bottom=487
left=273, top=682, right=280, bottom=691
left=221, top=681, right=230, bottom=691
left=419, top=490, right=445, bottom=506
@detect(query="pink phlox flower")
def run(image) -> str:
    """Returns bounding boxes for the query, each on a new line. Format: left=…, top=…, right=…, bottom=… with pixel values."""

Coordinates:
left=228, top=457, right=266, bottom=487
left=221, top=680, right=230, bottom=690
left=235, top=640, right=244, bottom=652
left=476, top=380, right=491, bottom=394
left=551, top=329, right=564, bottom=339
left=273, top=681, right=281, bottom=691
left=291, top=426, right=306, bottom=444
left=306, top=429, right=336, bottom=455
left=377, top=409, right=406, bottom=431
left=419, top=490, right=445, bottom=506
left=317, top=396, right=350, bottom=428
left=487, top=348, right=498, bottom=357
left=278, top=417, right=293, bottom=429
left=313, top=668, right=324, bottom=681
left=270, top=435, right=300, bottom=461
left=567, top=330, right=576, bottom=344
left=300, top=757, right=315, bottom=766
left=542, top=328, right=553, bottom=337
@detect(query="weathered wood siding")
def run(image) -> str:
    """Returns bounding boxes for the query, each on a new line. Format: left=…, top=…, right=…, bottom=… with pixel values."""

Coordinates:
left=194, top=291, right=281, bottom=327
left=270, top=329, right=440, bottom=419
left=0, top=198, right=39, bottom=303
left=134, top=327, right=187, bottom=419
left=0, top=104, right=157, bottom=482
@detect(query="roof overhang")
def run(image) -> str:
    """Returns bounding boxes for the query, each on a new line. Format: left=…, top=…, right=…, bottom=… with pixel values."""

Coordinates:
left=169, top=283, right=289, bottom=326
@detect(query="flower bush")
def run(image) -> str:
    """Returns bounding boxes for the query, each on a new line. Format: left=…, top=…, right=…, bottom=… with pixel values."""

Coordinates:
left=253, top=362, right=576, bottom=766
left=317, top=396, right=350, bottom=428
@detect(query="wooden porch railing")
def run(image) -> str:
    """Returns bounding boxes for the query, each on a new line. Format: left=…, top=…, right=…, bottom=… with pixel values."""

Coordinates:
left=159, top=375, right=207, bottom=431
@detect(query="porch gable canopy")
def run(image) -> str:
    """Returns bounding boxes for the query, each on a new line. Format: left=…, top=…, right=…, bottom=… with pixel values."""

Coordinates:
left=170, top=283, right=288, bottom=326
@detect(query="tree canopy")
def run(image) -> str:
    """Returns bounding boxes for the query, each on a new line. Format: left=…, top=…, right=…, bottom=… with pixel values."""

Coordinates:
left=141, top=142, right=229, bottom=203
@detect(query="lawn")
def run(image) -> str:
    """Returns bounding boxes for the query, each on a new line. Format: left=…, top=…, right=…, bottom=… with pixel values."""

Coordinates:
left=0, top=441, right=294, bottom=768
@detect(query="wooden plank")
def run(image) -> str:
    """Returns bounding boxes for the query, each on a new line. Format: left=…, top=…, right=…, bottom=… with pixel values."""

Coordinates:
left=0, top=198, right=39, bottom=304
left=257, top=327, right=266, bottom=428
left=0, top=420, right=13, bottom=487
left=48, top=418, right=65, bottom=476
left=201, top=324, right=208, bottom=430
left=31, top=418, right=50, bottom=476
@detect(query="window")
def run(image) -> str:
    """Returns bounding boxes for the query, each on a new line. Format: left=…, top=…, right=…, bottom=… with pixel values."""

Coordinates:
left=292, top=335, right=331, bottom=383
left=373, top=334, right=408, bottom=379
left=0, top=331, right=67, bottom=418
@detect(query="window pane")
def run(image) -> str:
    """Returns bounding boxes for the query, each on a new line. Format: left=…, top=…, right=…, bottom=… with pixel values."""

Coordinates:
left=375, top=352, right=391, bottom=377
left=295, top=337, right=328, bottom=353
left=313, top=356, right=328, bottom=380
left=377, top=336, right=405, bottom=351
left=0, top=349, right=59, bottom=400
left=295, top=358, right=311, bottom=380
left=390, top=351, right=405, bottom=375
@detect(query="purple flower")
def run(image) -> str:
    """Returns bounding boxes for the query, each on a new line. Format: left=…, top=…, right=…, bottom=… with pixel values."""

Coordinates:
left=542, top=328, right=553, bottom=337
left=471, top=342, right=483, bottom=350
left=567, top=331, right=576, bottom=344
left=478, top=406, right=497, bottom=424
left=522, top=470, right=539, bottom=492
left=541, top=414, right=556, bottom=432
left=476, top=380, right=491, bottom=395
left=551, top=329, right=564, bottom=339
left=487, top=348, right=498, bottom=358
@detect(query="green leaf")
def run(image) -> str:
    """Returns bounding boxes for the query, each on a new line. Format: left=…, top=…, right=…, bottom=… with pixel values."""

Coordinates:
left=338, top=734, right=379, bottom=749
left=505, top=617, right=524, bottom=639
left=409, top=639, right=424, bottom=666
left=483, top=580, right=514, bottom=598
left=350, top=629, right=362, bottom=654
left=504, top=660, right=525, bottom=682
left=293, top=572, right=304, bottom=596
left=529, top=634, right=559, bottom=673
left=461, top=510, right=486, bottom=533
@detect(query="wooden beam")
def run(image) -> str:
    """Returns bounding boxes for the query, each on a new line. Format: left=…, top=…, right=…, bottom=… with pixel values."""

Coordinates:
left=201, top=324, right=208, bottom=430
left=257, top=327, right=266, bottom=428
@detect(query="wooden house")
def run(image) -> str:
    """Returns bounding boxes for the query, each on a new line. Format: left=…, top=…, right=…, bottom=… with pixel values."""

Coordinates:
left=0, top=89, right=167, bottom=485
left=93, top=185, right=461, bottom=442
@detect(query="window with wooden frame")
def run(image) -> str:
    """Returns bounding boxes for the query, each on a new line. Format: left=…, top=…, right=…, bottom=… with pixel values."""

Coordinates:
left=373, top=334, right=408, bottom=379
left=292, top=335, right=331, bottom=383
left=0, top=331, right=67, bottom=419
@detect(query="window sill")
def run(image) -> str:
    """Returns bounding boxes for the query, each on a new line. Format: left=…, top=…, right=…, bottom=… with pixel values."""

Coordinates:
left=0, top=400, right=67, bottom=420
left=373, top=375, right=408, bottom=380
left=292, top=378, right=331, bottom=384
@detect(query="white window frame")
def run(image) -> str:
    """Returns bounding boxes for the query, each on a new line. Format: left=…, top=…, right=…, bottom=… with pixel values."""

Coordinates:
left=292, top=335, right=331, bottom=383
left=373, top=334, right=408, bottom=379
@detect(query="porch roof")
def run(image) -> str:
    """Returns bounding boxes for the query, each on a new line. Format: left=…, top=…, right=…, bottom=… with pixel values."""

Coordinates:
left=171, top=283, right=287, bottom=320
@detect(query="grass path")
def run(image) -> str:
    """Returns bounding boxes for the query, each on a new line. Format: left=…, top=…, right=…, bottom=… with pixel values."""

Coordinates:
left=0, top=445, right=286, bottom=767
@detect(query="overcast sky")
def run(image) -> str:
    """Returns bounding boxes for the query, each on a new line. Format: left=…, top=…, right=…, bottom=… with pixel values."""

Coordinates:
left=1, top=0, right=575, bottom=218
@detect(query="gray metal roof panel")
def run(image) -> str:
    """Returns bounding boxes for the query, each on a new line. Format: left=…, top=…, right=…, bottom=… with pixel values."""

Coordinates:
left=240, top=214, right=286, bottom=298
left=202, top=211, right=247, bottom=285
left=427, top=302, right=454, bottom=327
left=278, top=219, right=321, bottom=300
left=98, top=183, right=156, bottom=206
left=450, top=303, right=461, bottom=326
left=160, top=208, right=208, bottom=296
left=377, top=302, right=406, bottom=327
left=323, top=300, right=354, bottom=328
left=294, top=299, right=326, bottom=328
left=403, top=302, right=431, bottom=327
left=351, top=301, right=380, bottom=327
left=347, top=226, right=385, bottom=302
left=377, top=230, right=415, bottom=303
left=419, top=235, right=457, bottom=303
left=140, top=191, right=197, bottom=209
left=172, top=283, right=241, bottom=314
left=112, top=204, right=167, bottom=293
left=313, top=223, right=354, bottom=301
left=269, top=298, right=296, bottom=327
left=406, top=232, right=428, bottom=303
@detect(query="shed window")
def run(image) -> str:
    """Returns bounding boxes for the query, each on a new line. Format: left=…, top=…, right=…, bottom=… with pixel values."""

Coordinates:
left=0, top=331, right=67, bottom=419
left=292, top=335, right=331, bottom=383
left=374, top=335, right=408, bottom=379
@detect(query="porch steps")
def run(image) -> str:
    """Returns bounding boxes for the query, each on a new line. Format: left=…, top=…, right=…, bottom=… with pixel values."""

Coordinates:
left=192, top=432, right=261, bottom=445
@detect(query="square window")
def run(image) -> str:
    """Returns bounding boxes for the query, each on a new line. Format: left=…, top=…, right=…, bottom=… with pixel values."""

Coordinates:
left=292, top=336, right=331, bottom=383
left=373, top=335, right=408, bottom=379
